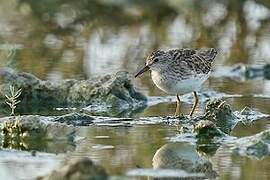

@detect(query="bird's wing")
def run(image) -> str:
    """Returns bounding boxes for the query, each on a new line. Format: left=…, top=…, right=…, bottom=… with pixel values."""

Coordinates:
left=168, top=48, right=217, bottom=74
left=168, top=48, right=196, bottom=61
left=196, top=48, right=217, bottom=63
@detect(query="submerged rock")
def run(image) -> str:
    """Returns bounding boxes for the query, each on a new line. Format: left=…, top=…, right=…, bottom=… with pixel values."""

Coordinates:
left=232, top=129, right=270, bottom=159
left=152, top=142, right=217, bottom=179
left=0, top=68, right=147, bottom=115
left=39, top=157, right=108, bottom=180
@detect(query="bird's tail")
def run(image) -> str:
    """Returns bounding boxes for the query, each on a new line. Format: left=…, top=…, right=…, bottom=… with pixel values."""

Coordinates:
left=199, top=48, right=218, bottom=62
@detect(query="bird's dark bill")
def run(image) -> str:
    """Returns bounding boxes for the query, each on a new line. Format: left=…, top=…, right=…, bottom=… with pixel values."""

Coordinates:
left=135, top=65, right=150, bottom=78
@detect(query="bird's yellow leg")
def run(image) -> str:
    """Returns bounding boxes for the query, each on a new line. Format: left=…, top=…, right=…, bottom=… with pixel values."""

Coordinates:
left=189, top=91, right=198, bottom=117
left=174, top=94, right=183, bottom=118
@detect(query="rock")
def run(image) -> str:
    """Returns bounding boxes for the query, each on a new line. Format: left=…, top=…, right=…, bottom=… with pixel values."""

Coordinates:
left=232, top=129, right=270, bottom=159
left=0, top=68, right=147, bottom=115
left=202, top=99, right=239, bottom=134
left=54, top=112, right=94, bottom=126
left=81, top=101, right=147, bottom=117
left=234, top=107, right=269, bottom=125
left=39, top=157, right=108, bottom=180
left=0, top=115, right=75, bottom=152
left=194, top=120, right=225, bottom=139
left=152, top=142, right=217, bottom=179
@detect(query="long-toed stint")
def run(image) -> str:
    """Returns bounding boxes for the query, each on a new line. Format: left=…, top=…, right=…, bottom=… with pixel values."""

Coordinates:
left=135, top=48, right=217, bottom=117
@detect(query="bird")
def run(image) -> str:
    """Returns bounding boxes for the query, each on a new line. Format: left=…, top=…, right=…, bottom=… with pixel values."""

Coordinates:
left=135, top=48, right=217, bottom=117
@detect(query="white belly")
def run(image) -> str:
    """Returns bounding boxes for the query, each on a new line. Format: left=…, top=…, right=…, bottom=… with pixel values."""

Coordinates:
left=151, top=71, right=209, bottom=94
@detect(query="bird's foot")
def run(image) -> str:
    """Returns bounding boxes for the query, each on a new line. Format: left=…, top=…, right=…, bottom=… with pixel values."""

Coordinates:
left=174, top=113, right=185, bottom=119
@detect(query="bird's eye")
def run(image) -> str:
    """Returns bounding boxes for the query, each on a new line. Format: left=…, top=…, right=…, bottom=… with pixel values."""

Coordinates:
left=153, top=58, right=159, bottom=62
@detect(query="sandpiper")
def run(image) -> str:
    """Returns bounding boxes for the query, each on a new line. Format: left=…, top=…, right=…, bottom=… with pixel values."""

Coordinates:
left=135, top=48, right=217, bottom=117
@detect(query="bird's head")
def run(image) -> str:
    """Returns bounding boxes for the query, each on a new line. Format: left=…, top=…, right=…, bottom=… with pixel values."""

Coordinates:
left=135, top=50, right=170, bottom=78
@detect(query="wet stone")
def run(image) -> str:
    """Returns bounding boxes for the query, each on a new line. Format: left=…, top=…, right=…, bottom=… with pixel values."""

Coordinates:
left=0, top=68, right=147, bottom=115
left=235, top=106, right=269, bottom=125
left=232, top=129, right=270, bottom=159
left=39, top=157, right=108, bottom=180
left=53, top=112, right=94, bottom=126
left=246, top=141, right=268, bottom=158
left=202, top=99, right=239, bottom=134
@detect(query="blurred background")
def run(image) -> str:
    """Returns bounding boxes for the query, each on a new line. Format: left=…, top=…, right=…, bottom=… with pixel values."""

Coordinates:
left=0, top=0, right=269, bottom=78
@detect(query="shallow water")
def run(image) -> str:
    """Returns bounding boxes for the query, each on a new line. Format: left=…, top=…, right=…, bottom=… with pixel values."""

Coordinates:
left=0, top=0, right=270, bottom=179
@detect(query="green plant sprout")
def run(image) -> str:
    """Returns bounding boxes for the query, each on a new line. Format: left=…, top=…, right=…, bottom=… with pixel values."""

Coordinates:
left=5, top=85, right=22, bottom=116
